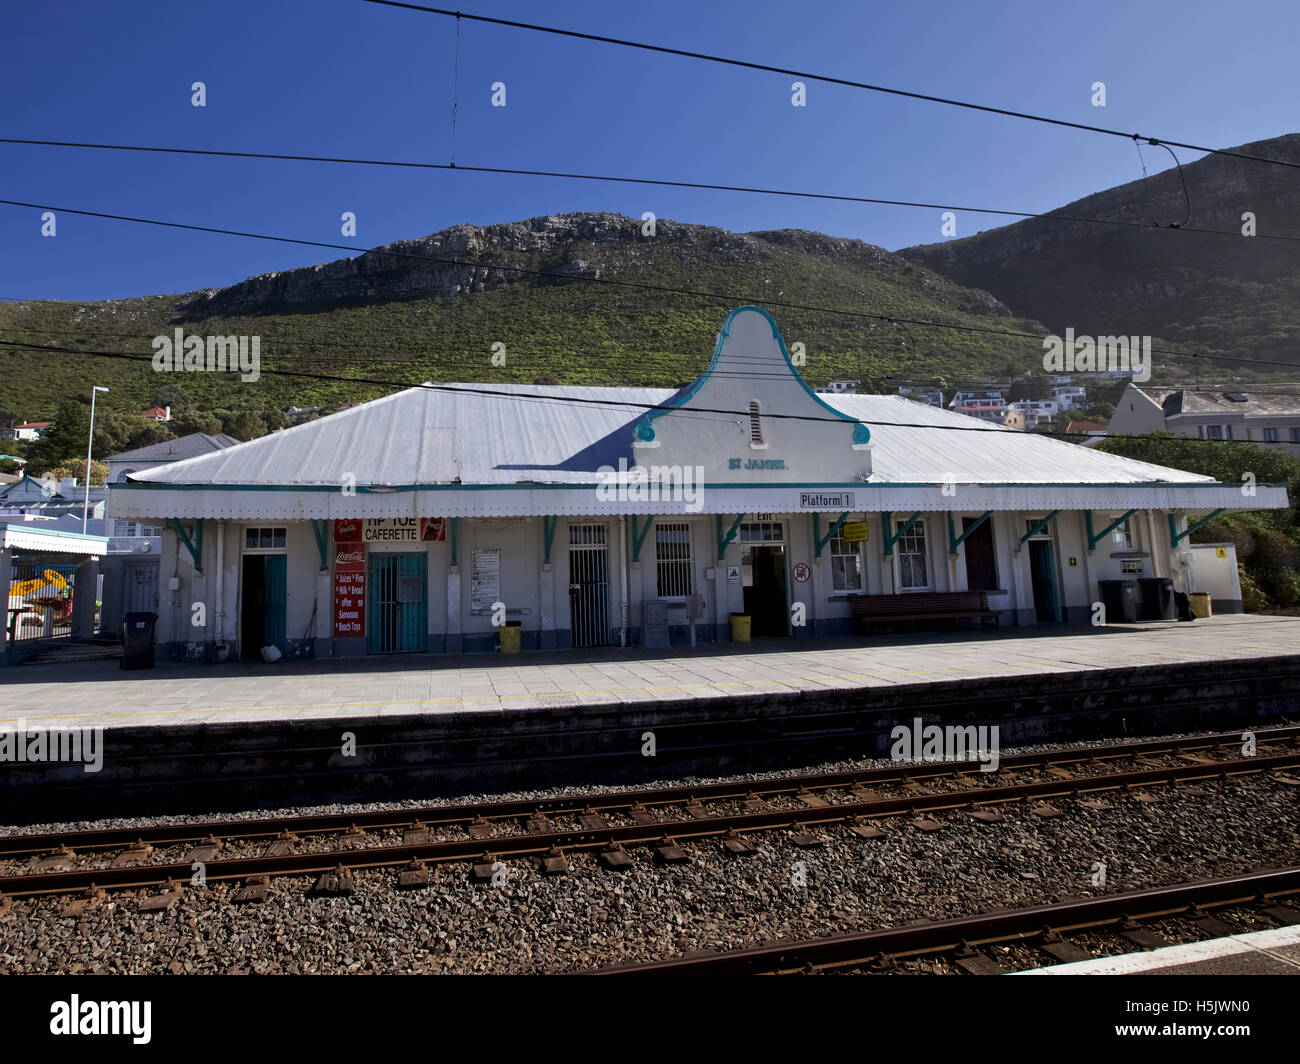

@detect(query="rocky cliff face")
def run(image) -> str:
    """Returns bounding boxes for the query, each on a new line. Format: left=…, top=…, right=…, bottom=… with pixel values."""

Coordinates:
left=176, top=211, right=1013, bottom=320
left=898, top=133, right=1300, bottom=366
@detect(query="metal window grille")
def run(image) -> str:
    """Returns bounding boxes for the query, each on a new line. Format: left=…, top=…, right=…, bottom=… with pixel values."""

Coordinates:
left=748, top=400, right=763, bottom=445
left=569, top=524, right=607, bottom=547
left=656, top=522, right=693, bottom=597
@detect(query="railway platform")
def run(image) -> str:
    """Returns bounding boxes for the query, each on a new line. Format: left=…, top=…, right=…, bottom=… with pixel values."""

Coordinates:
left=2, top=613, right=1298, bottom=819
left=2, top=613, right=1298, bottom=731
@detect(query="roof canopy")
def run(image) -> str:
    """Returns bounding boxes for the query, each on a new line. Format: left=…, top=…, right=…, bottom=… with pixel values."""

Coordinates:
left=112, top=307, right=1290, bottom=520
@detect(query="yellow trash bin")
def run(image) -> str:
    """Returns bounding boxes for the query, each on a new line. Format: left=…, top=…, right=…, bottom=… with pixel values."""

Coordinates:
left=1188, top=593, right=1212, bottom=619
left=729, top=612, right=751, bottom=643
left=499, top=621, right=522, bottom=653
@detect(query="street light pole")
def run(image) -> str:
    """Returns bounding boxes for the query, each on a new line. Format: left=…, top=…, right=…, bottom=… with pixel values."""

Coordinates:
left=83, top=385, right=109, bottom=534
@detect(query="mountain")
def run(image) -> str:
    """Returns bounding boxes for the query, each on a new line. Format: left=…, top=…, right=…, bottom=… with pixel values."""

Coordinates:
left=0, top=213, right=1050, bottom=420
left=898, top=133, right=1300, bottom=370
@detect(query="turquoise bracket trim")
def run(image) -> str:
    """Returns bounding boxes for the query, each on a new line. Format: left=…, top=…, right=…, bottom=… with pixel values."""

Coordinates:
left=543, top=516, right=558, bottom=565
left=449, top=517, right=459, bottom=568
left=1017, top=510, right=1060, bottom=552
left=630, top=515, right=655, bottom=562
left=881, top=511, right=921, bottom=557
left=1169, top=509, right=1226, bottom=547
left=635, top=306, right=870, bottom=447
left=813, top=512, right=850, bottom=558
left=312, top=520, right=328, bottom=570
left=169, top=517, right=203, bottom=571
left=947, top=511, right=993, bottom=556
left=1085, top=509, right=1138, bottom=552
left=716, top=513, right=745, bottom=560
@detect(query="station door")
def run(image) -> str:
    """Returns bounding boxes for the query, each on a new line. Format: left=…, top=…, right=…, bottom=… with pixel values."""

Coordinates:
left=568, top=524, right=610, bottom=647
left=368, top=552, right=427, bottom=653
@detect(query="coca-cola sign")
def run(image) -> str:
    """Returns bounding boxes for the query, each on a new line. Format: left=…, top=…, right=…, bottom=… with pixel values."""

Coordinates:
left=333, top=519, right=362, bottom=543
left=335, top=549, right=364, bottom=566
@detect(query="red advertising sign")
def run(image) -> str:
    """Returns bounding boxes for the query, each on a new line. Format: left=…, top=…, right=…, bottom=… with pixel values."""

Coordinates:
left=420, top=518, right=447, bottom=542
left=333, top=519, right=362, bottom=543
left=333, top=544, right=366, bottom=639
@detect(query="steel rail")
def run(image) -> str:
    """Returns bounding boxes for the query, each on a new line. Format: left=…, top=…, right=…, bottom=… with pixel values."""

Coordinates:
left=1, top=751, right=1296, bottom=900
left=1, top=725, right=1293, bottom=858
left=586, top=866, right=1300, bottom=974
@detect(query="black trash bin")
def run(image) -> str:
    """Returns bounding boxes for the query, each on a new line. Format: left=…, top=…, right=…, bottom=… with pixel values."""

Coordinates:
left=120, top=611, right=157, bottom=670
left=1138, top=577, right=1176, bottom=621
left=1098, top=579, right=1140, bottom=624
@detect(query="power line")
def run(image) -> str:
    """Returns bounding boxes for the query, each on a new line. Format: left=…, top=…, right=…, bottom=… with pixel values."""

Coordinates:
left=361, top=0, right=1300, bottom=173
left=5, top=194, right=1296, bottom=375
left=5, top=137, right=1297, bottom=241
left=1, top=335, right=1290, bottom=451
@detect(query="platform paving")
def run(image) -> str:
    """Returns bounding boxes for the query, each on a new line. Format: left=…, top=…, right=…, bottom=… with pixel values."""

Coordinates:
left=1, top=613, right=1297, bottom=731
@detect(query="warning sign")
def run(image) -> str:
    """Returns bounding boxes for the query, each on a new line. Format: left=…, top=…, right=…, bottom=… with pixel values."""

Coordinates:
left=840, top=521, right=868, bottom=543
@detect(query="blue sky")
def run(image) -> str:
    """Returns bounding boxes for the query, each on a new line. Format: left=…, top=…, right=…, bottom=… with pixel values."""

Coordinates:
left=2, top=0, right=1297, bottom=302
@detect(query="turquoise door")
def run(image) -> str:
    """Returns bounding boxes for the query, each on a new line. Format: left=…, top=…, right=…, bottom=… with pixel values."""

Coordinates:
left=263, top=554, right=287, bottom=651
left=368, top=553, right=427, bottom=653
left=1029, top=540, right=1060, bottom=622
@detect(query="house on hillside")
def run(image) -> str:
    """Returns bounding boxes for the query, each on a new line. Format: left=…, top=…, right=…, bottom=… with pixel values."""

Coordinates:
left=12, top=421, right=50, bottom=441
left=137, top=406, right=172, bottom=422
left=1107, top=385, right=1300, bottom=458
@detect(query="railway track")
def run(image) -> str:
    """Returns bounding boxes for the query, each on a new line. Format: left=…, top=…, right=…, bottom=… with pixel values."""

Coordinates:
left=1, top=726, right=1296, bottom=905
left=587, top=866, right=1300, bottom=974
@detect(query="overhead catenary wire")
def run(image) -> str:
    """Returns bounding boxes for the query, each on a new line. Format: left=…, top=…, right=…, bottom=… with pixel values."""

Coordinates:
left=4, top=137, right=1299, bottom=242
left=360, top=0, right=1300, bottom=173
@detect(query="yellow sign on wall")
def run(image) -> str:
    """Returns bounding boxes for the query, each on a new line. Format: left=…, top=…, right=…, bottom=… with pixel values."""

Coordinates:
left=840, top=521, right=869, bottom=543
left=1216, top=547, right=1228, bottom=558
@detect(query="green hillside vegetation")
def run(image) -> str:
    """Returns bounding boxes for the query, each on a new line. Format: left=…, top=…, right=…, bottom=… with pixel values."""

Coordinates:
left=2, top=214, right=1089, bottom=440
left=1094, top=433, right=1300, bottom=611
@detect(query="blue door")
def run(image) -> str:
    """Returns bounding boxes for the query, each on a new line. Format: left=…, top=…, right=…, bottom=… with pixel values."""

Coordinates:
left=368, top=553, right=426, bottom=653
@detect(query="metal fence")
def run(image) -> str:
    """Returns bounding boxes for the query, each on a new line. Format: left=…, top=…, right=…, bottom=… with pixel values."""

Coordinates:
left=6, top=560, right=79, bottom=645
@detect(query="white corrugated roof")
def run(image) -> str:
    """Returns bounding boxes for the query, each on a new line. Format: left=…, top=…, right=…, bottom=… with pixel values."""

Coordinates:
left=128, top=383, right=1213, bottom=489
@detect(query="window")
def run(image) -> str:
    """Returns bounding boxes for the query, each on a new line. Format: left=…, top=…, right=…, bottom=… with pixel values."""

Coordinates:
left=1263, top=427, right=1278, bottom=443
left=739, top=521, right=783, bottom=542
left=748, top=400, right=764, bottom=446
left=244, top=526, right=287, bottom=552
left=655, top=522, right=693, bottom=596
left=962, top=517, right=998, bottom=591
left=1291, top=428, right=1300, bottom=443
left=569, top=524, right=607, bottom=546
left=1205, top=425, right=1224, bottom=439
left=830, top=536, right=864, bottom=592
left=1111, top=518, right=1134, bottom=550
left=895, top=521, right=929, bottom=590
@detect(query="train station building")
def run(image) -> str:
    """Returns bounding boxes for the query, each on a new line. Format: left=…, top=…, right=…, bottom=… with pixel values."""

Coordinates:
left=108, top=306, right=1288, bottom=663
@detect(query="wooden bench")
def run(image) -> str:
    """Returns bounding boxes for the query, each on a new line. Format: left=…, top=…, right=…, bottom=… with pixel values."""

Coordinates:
left=848, top=591, right=1000, bottom=634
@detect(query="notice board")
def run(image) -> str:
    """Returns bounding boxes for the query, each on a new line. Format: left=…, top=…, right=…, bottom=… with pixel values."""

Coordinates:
left=471, top=548, right=500, bottom=612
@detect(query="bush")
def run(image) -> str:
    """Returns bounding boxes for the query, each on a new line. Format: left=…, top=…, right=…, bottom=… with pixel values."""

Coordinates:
left=1239, top=566, right=1269, bottom=611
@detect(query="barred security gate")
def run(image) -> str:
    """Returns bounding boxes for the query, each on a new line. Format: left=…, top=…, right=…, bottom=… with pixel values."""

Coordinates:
left=126, top=564, right=158, bottom=614
left=368, top=552, right=427, bottom=654
left=6, top=560, right=77, bottom=644
left=568, top=524, right=610, bottom=647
